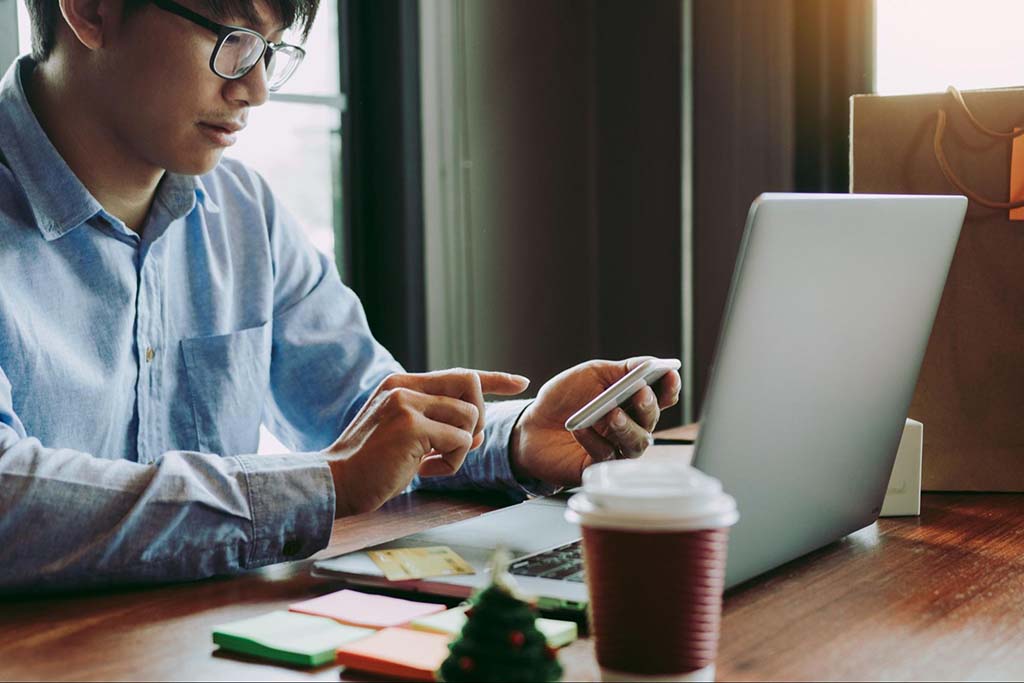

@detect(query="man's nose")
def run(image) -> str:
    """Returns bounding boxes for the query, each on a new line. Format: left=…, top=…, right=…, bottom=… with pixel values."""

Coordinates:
left=226, top=58, right=270, bottom=108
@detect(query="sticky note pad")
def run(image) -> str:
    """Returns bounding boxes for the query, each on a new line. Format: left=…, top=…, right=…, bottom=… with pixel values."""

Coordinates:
left=289, top=589, right=447, bottom=628
left=408, top=605, right=472, bottom=636
left=409, top=606, right=579, bottom=649
left=335, top=627, right=452, bottom=681
left=534, top=618, right=580, bottom=649
left=368, top=546, right=475, bottom=581
left=212, top=610, right=373, bottom=667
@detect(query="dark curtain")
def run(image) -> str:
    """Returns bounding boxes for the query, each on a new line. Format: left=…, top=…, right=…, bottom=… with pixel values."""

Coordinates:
left=340, top=0, right=427, bottom=372
left=691, top=0, right=875, bottom=415
left=793, top=0, right=876, bottom=193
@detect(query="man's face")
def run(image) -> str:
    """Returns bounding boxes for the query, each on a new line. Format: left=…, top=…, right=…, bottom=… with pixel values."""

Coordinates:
left=96, top=0, right=286, bottom=176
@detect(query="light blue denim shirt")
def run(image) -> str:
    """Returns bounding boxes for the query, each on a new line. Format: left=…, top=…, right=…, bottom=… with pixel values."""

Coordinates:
left=0, top=56, right=537, bottom=593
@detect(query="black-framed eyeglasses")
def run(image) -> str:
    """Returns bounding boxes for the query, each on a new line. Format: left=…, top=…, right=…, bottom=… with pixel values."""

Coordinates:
left=151, top=0, right=306, bottom=92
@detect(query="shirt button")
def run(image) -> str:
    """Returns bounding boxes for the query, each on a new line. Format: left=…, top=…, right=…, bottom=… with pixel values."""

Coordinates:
left=145, top=347, right=155, bottom=363
left=282, top=539, right=304, bottom=557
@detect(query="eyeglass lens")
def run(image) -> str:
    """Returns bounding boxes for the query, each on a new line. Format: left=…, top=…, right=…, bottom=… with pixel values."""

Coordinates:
left=214, top=30, right=302, bottom=89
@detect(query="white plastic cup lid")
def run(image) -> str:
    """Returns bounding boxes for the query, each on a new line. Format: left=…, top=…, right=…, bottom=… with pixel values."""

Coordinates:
left=565, top=459, right=739, bottom=532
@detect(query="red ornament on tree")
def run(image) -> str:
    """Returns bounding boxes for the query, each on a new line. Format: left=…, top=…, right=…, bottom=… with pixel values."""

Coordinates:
left=458, top=656, right=475, bottom=672
left=509, top=631, right=526, bottom=647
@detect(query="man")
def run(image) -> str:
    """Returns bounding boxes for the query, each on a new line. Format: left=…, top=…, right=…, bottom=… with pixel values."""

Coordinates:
left=0, top=0, right=680, bottom=592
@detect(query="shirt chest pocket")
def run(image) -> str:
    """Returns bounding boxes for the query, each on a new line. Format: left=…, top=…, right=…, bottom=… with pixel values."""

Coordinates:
left=180, top=322, right=271, bottom=455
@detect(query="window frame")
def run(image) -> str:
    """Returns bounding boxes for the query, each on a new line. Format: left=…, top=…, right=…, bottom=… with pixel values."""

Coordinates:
left=2, top=0, right=18, bottom=69
left=338, top=0, right=426, bottom=372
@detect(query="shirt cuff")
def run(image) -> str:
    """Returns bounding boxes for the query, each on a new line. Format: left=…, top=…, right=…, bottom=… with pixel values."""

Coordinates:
left=234, top=452, right=335, bottom=567
left=482, top=399, right=564, bottom=499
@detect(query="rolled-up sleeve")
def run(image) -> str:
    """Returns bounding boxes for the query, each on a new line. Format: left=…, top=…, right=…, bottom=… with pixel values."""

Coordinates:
left=0, top=365, right=335, bottom=594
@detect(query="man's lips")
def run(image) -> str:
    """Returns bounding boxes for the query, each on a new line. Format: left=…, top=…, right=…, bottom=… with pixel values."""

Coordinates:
left=197, top=121, right=244, bottom=146
left=201, top=121, right=245, bottom=134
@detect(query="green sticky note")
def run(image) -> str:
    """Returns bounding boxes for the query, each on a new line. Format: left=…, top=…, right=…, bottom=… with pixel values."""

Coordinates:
left=536, top=618, right=579, bottom=649
left=212, top=610, right=374, bottom=667
left=409, top=606, right=578, bottom=649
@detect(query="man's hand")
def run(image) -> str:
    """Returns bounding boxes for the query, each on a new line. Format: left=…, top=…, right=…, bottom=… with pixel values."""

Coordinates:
left=510, top=357, right=681, bottom=488
left=324, top=369, right=529, bottom=516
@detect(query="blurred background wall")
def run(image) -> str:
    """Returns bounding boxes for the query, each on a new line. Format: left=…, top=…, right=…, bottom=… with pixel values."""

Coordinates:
left=418, top=0, right=871, bottom=422
left=421, top=0, right=684, bottom=422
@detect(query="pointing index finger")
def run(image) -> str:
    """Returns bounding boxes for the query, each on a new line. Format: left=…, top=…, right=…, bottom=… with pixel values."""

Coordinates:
left=387, top=369, right=530, bottom=439
left=475, top=371, right=530, bottom=396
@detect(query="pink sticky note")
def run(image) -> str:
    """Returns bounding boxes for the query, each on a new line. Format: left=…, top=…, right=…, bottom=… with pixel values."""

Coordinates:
left=289, top=589, right=447, bottom=629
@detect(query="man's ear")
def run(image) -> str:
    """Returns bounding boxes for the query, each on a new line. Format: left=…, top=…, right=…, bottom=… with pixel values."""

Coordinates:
left=57, top=0, right=122, bottom=51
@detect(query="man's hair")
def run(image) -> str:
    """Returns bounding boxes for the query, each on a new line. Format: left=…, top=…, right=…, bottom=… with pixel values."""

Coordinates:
left=24, top=0, right=320, bottom=62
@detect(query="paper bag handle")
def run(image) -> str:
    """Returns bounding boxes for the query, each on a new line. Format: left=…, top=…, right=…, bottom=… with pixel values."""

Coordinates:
left=933, top=86, right=1024, bottom=209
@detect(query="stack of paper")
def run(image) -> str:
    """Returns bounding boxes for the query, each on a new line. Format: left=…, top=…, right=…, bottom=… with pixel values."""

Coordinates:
left=334, top=627, right=454, bottom=681
left=410, top=605, right=579, bottom=648
left=213, top=588, right=572, bottom=679
left=212, top=610, right=373, bottom=667
left=288, top=589, right=448, bottom=628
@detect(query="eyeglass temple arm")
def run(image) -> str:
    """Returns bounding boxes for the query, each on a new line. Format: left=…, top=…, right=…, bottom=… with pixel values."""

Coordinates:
left=151, top=0, right=225, bottom=36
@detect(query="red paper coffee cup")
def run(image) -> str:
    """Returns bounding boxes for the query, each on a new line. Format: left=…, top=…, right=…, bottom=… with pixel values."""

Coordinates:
left=565, top=460, right=738, bottom=682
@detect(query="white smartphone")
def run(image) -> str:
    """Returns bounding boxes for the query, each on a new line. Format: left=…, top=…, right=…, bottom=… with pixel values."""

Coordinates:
left=564, top=358, right=681, bottom=432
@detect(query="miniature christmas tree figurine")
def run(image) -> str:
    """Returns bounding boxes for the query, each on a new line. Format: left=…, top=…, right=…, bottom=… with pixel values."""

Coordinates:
left=438, top=548, right=562, bottom=682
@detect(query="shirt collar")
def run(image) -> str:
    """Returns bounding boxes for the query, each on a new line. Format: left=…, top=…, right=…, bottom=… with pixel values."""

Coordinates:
left=0, top=57, right=102, bottom=241
left=192, top=175, right=220, bottom=214
left=0, top=56, right=217, bottom=242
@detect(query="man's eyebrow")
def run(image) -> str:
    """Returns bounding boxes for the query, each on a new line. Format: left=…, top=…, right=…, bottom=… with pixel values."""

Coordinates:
left=226, top=17, right=289, bottom=35
left=204, top=7, right=288, bottom=35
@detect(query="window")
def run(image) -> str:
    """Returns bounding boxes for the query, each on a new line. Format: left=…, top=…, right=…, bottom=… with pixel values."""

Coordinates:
left=228, top=3, right=345, bottom=263
left=15, top=1, right=30, bottom=57
left=876, top=0, right=1024, bottom=95
left=9, top=2, right=346, bottom=455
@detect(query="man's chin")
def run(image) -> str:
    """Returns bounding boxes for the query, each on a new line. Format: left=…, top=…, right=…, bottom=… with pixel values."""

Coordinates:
left=162, top=148, right=227, bottom=177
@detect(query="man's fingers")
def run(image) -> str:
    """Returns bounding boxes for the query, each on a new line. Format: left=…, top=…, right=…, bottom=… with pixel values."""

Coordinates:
left=572, top=426, right=618, bottom=463
left=598, top=408, right=653, bottom=459
left=626, top=385, right=660, bottom=433
left=416, top=417, right=475, bottom=477
left=474, top=371, right=531, bottom=396
left=654, top=369, right=682, bottom=409
left=418, top=454, right=456, bottom=477
left=421, top=431, right=486, bottom=462
left=383, top=369, right=529, bottom=437
left=378, top=389, right=484, bottom=477
left=388, top=369, right=528, bottom=399
left=589, top=356, right=657, bottom=386
left=419, top=394, right=480, bottom=436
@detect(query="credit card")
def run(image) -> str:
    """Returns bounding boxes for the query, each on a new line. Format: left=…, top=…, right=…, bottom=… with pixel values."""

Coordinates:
left=368, top=546, right=476, bottom=581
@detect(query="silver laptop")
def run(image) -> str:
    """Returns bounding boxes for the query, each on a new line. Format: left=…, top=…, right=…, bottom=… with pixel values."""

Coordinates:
left=313, top=193, right=967, bottom=608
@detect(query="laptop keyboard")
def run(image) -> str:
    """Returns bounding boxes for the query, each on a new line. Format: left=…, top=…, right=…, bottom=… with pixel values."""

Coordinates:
left=509, top=540, right=585, bottom=582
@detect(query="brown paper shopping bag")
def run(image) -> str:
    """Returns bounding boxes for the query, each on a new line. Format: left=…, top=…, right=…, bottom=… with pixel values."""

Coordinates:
left=851, top=87, right=1024, bottom=491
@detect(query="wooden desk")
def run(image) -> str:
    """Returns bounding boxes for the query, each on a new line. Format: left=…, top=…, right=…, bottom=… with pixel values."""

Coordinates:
left=4, top=491, right=1024, bottom=681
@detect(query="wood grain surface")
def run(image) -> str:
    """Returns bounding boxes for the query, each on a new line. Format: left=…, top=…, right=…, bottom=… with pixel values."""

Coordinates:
left=4, top=490, right=1024, bottom=681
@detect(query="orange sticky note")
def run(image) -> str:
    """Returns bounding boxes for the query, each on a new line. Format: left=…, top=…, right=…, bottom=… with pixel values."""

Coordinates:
left=289, top=589, right=446, bottom=629
left=335, top=627, right=453, bottom=681
left=1010, top=127, right=1024, bottom=221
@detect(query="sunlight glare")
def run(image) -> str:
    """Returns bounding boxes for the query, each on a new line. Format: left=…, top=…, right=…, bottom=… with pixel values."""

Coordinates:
left=876, top=0, right=1024, bottom=95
